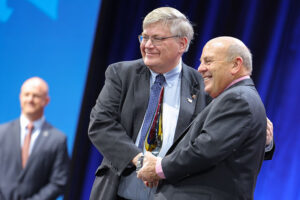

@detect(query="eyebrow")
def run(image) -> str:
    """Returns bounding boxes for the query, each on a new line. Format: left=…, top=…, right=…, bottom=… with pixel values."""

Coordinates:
left=200, top=56, right=214, bottom=61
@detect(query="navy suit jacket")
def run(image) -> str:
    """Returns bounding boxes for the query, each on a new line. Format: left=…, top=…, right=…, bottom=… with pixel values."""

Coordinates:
left=0, top=119, right=69, bottom=200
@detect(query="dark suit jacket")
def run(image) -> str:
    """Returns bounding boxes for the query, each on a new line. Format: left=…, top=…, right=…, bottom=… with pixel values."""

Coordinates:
left=0, top=119, right=69, bottom=200
left=155, top=79, right=267, bottom=200
left=88, top=59, right=209, bottom=200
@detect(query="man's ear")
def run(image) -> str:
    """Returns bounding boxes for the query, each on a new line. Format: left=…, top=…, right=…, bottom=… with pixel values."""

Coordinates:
left=231, top=57, right=243, bottom=75
left=179, top=37, right=188, bottom=53
left=44, top=96, right=50, bottom=107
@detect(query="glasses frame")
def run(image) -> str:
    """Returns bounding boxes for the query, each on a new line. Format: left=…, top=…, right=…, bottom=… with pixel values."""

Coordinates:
left=138, top=35, right=180, bottom=46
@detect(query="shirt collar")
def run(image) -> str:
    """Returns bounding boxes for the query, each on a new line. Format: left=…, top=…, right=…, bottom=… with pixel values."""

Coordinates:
left=224, top=75, right=250, bottom=91
left=20, top=114, right=45, bottom=131
left=149, top=58, right=182, bottom=87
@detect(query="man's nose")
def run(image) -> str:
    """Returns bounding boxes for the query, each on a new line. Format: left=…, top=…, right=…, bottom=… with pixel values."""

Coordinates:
left=198, top=63, right=206, bottom=73
left=27, top=95, right=34, bottom=101
left=144, top=39, right=154, bottom=47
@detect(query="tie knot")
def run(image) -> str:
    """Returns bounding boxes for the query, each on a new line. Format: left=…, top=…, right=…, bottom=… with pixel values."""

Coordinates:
left=155, top=74, right=165, bottom=85
left=27, top=123, right=34, bottom=132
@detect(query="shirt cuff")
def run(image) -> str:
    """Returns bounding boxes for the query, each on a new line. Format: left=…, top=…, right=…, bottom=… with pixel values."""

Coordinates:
left=155, top=157, right=166, bottom=179
left=265, top=139, right=274, bottom=152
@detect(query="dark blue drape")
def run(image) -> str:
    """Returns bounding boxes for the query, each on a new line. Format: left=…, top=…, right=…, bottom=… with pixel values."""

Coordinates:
left=67, top=0, right=300, bottom=199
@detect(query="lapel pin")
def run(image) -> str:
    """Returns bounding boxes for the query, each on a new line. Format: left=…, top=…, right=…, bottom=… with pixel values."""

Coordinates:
left=43, top=131, right=49, bottom=137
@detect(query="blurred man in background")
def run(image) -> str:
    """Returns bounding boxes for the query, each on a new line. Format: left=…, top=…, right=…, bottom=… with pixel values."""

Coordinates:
left=0, top=77, right=69, bottom=200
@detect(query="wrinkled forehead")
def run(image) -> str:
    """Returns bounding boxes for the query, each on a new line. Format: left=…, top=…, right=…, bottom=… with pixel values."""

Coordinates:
left=206, top=39, right=229, bottom=51
left=201, top=41, right=228, bottom=59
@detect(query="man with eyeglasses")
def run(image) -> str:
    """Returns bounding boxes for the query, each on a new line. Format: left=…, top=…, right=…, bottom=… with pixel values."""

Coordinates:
left=88, top=7, right=274, bottom=200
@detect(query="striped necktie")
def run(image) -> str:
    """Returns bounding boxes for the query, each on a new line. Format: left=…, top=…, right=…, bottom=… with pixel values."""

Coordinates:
left=138, top=74, right=165, bottom=156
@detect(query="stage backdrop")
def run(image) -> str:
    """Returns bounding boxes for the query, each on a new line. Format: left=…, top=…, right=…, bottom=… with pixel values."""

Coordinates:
left=69, top=0, right=300, bottom=199
left=0, top=0, right=102, bottom=154
left=0, top=0, right=102, bottom=198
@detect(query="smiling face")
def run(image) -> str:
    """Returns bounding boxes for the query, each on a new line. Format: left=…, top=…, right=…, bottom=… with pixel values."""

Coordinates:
left=20, top=77, right=50, bottom=121
left=198, top=39, right=235, bottom=98
left=140, top=22, right=187, bottom=73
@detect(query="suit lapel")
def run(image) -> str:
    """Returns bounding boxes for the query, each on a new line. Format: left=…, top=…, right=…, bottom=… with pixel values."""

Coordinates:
left=19, top=122, right=50, bottom=180
left=27, top=122, right=49, bottom=166
left=132, top=64, right=150, bottom=142
left=166, top=97, right=213, bottom=155
left=11, top=120, right=23, bottom=170
left=173, top=65, right=200, bottom=143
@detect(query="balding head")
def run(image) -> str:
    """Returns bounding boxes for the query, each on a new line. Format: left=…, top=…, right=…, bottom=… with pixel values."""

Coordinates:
left=198, top=36, right=252, bottom=98
left=207, top=36, right=252, bottom=74
left=20, top=77, right=50, bottom=121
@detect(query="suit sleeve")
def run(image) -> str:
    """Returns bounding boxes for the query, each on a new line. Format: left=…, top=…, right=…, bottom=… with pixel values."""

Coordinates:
left=88, top=64, right=141, bottom=175
left=26, top=136, right=69, bottom=200
left=162, top=92, right=264, bottom=183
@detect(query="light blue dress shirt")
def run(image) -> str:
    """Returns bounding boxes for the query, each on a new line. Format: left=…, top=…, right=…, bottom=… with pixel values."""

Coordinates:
left=118, top=60, right=182, bottom=200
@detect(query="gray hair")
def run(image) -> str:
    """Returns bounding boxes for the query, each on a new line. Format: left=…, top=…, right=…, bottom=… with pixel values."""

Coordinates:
left=226, top=39, right=253, bottom=74
left=143, top=7, right=194, bottom=51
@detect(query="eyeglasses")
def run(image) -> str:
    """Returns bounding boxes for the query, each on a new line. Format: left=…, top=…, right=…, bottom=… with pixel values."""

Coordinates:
left=138, top=35, right=180, bottom=46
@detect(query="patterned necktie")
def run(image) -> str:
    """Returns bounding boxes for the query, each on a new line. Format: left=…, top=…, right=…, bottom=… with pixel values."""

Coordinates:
left=138, top=74, right=165, bottom=156
left=22, top=123, right=34, bottom=168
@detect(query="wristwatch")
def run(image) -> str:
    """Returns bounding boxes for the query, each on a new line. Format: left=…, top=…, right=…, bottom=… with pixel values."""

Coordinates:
left=136, top=154, right=144, bottom=172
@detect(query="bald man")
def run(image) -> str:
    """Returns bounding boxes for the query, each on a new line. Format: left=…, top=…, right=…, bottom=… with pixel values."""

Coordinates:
left=0, top=77, right=69, bottom=200
left=137, top=37, right=267, bottom=200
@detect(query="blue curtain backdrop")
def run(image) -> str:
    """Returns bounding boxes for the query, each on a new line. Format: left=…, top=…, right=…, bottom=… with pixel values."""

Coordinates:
left=68, top=0, right=300, bottom=199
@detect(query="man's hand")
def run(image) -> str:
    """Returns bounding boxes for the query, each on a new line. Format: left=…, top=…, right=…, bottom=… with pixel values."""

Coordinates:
left=266, top=117, right=274, bottom=146
left=137, top=151, right=161, bottom=183
left=143, top=180, right=159, bottom=188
